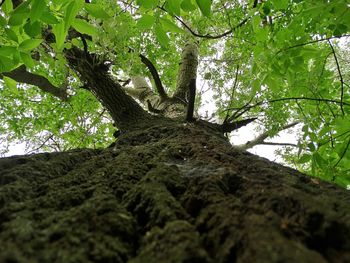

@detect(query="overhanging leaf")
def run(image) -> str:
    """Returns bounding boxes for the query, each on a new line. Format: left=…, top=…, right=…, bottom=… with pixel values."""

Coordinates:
left=72, top=18, right=98, bottom=36
left=155, top=25, right=170, bottom=47
left=30, top=0, right=47, bottom=22
left=160, top=18, right=185, bottom=33
left=20, top=52, right=35, bottom=68
left=52, top=22, right=66, bottom=50
left=19, top=39, right=42, bottom=52
left=137, top=0, right=158, bottom=9
left=195, top=0, right=211, bottom=17
left=0, top=46, right=18, bottom=57
left=2, top=0, right=13, bottom=16
left=137, top=14, right=155, bottom=30
left=84, top=4, right=111, bottom=19
left=181, top=0, right=196, bottom=12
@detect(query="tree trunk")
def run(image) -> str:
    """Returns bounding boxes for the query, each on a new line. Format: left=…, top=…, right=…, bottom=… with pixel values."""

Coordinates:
left=1, top=120, right=349, bottom=263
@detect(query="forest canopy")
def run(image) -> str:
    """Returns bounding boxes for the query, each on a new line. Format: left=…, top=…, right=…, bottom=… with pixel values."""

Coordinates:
left=0, top=0, right=350, bottom=187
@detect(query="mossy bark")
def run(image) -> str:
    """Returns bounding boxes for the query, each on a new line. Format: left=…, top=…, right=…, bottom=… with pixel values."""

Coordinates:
left=1, top=121, right=350, bottom=263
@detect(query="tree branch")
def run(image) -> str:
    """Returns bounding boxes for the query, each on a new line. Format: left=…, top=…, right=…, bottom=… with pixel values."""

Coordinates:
left=226, top=97, right=350, bottom=114
left=139, top=54, right=167, bottom=99
left=277, top=35, right=350, bottom=54
left=221, top=117, right=257, bottom=133
left=186, top=79, right=196, bottom=122
left=159, top=4, right=250, bottom=39
left=260, top=142, right=298, bottom=147
left=328, top=40, right=345, bottom=115
left=1, top=65, right=68, bottom=101
left=65, top=47, right=151, bottom=131
left=173, top=40, right=198, bottom=101
left=238, top=122, right=299, bottom=150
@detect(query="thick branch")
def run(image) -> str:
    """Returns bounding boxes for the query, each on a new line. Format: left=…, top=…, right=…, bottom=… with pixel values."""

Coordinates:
left=186, top=79, right=196, bottom=122
left=1, top=65, right=68, bottom=101
left=221, top=118, right=257, bottom=133
left=173, top=41, right=199, bottom=101
left=139, top=54, right=167, bottom=99
left=65, top=47, right=150, bottom=131
left=238, top=122, right=299, bottom=150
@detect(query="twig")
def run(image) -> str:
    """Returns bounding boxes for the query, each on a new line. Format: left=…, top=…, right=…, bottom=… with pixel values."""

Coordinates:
left=260, top=142, right=298, bottom=147
left=333, top=136, right=350, bottom=169
left=225, top=97, right=350, bottom=113
left=328, top=39, right=345, bottom=115
left=277, top=34, right=350, bottom=54
left=158, top=5, right=249, bottom=39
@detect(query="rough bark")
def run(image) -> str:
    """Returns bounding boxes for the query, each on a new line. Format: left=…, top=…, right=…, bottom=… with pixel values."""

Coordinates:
left=173, top=40, right=199, bottom=102
left=65, top=47, right=151, bottom=131
left=1, top=121, right=349, bottom=263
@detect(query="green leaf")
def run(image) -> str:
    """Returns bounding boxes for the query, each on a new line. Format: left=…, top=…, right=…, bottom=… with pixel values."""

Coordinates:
left=84, top=4, right=111, bottom=19
left=19, top=39, right=42, bottom=52
left=195, top=0, right=211, bottom=17
left=166, top=0, right=181, bottom=15
left=0, top=46, right=17, bottom=57
left=52, top=22, right=66, bottom=50
left=2, top=0, right=13, bottom=16
left=271, top=0, right=288, bottom=10
left=24, top=21, right=42, bottom=37
left=313, top=152, right=327, bottom=169
left=3, top=76, right=18, bottom=91
left=72, top=18, right=98, bottom=36
left=39, top=7, right=60, bottom=24
left=20, top=52, right=35, bottom=68
left=298, top=154, right=311, bottom=164
left=5, top=28, right=19, bottom=42
left=155, top=25, right=170, bottom=47
left=0, top=55, right=15, bottom=72
left=137, top=14, right=155, bottom=30
left=30, top=0, right=47, bottom=22
left=64, top=1, right=82, bottom=32
left=181, top=0, right=196, bottom=11
left=160, top=18, right=185, bottom=33
left=8, top=13, right=28, bottom=26
left=137, top=0, right=158, bottom=9
left=0, top=14, right=7, bottom=26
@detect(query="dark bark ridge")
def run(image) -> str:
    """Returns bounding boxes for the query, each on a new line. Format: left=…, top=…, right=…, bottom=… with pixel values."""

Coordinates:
left=64, top=47, right=152, bottom=131
left=0, top=121, right=349, bottom=263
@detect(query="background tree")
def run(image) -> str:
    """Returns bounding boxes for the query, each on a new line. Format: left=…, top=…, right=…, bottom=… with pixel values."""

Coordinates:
left=1, top=0, right=350, bottom=262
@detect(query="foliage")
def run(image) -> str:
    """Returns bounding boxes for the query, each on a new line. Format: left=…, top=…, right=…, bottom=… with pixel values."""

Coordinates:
left=0, top=0, right=350, bottom=187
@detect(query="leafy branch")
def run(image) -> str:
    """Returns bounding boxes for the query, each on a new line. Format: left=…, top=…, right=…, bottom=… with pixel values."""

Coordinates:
left=1, top=65, right=68, bottom=101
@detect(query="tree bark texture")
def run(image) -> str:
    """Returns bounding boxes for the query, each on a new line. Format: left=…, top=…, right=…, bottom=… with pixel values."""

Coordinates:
left=65, top=47, right=151, bottom=131
left=1, top=121, right=350, bottom=263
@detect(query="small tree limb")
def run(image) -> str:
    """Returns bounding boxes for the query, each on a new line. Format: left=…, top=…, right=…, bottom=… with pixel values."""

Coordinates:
left=328, top=39, right=345, bottom=115
left=1, top=65, right=68, bottom=101
left=238, top=122, right=299, bottom=150
left=221, top=117, right=257, bottom=133
left=186, top=79, right=196, bottom=122
left=139, top=54, right=167, bottom=99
